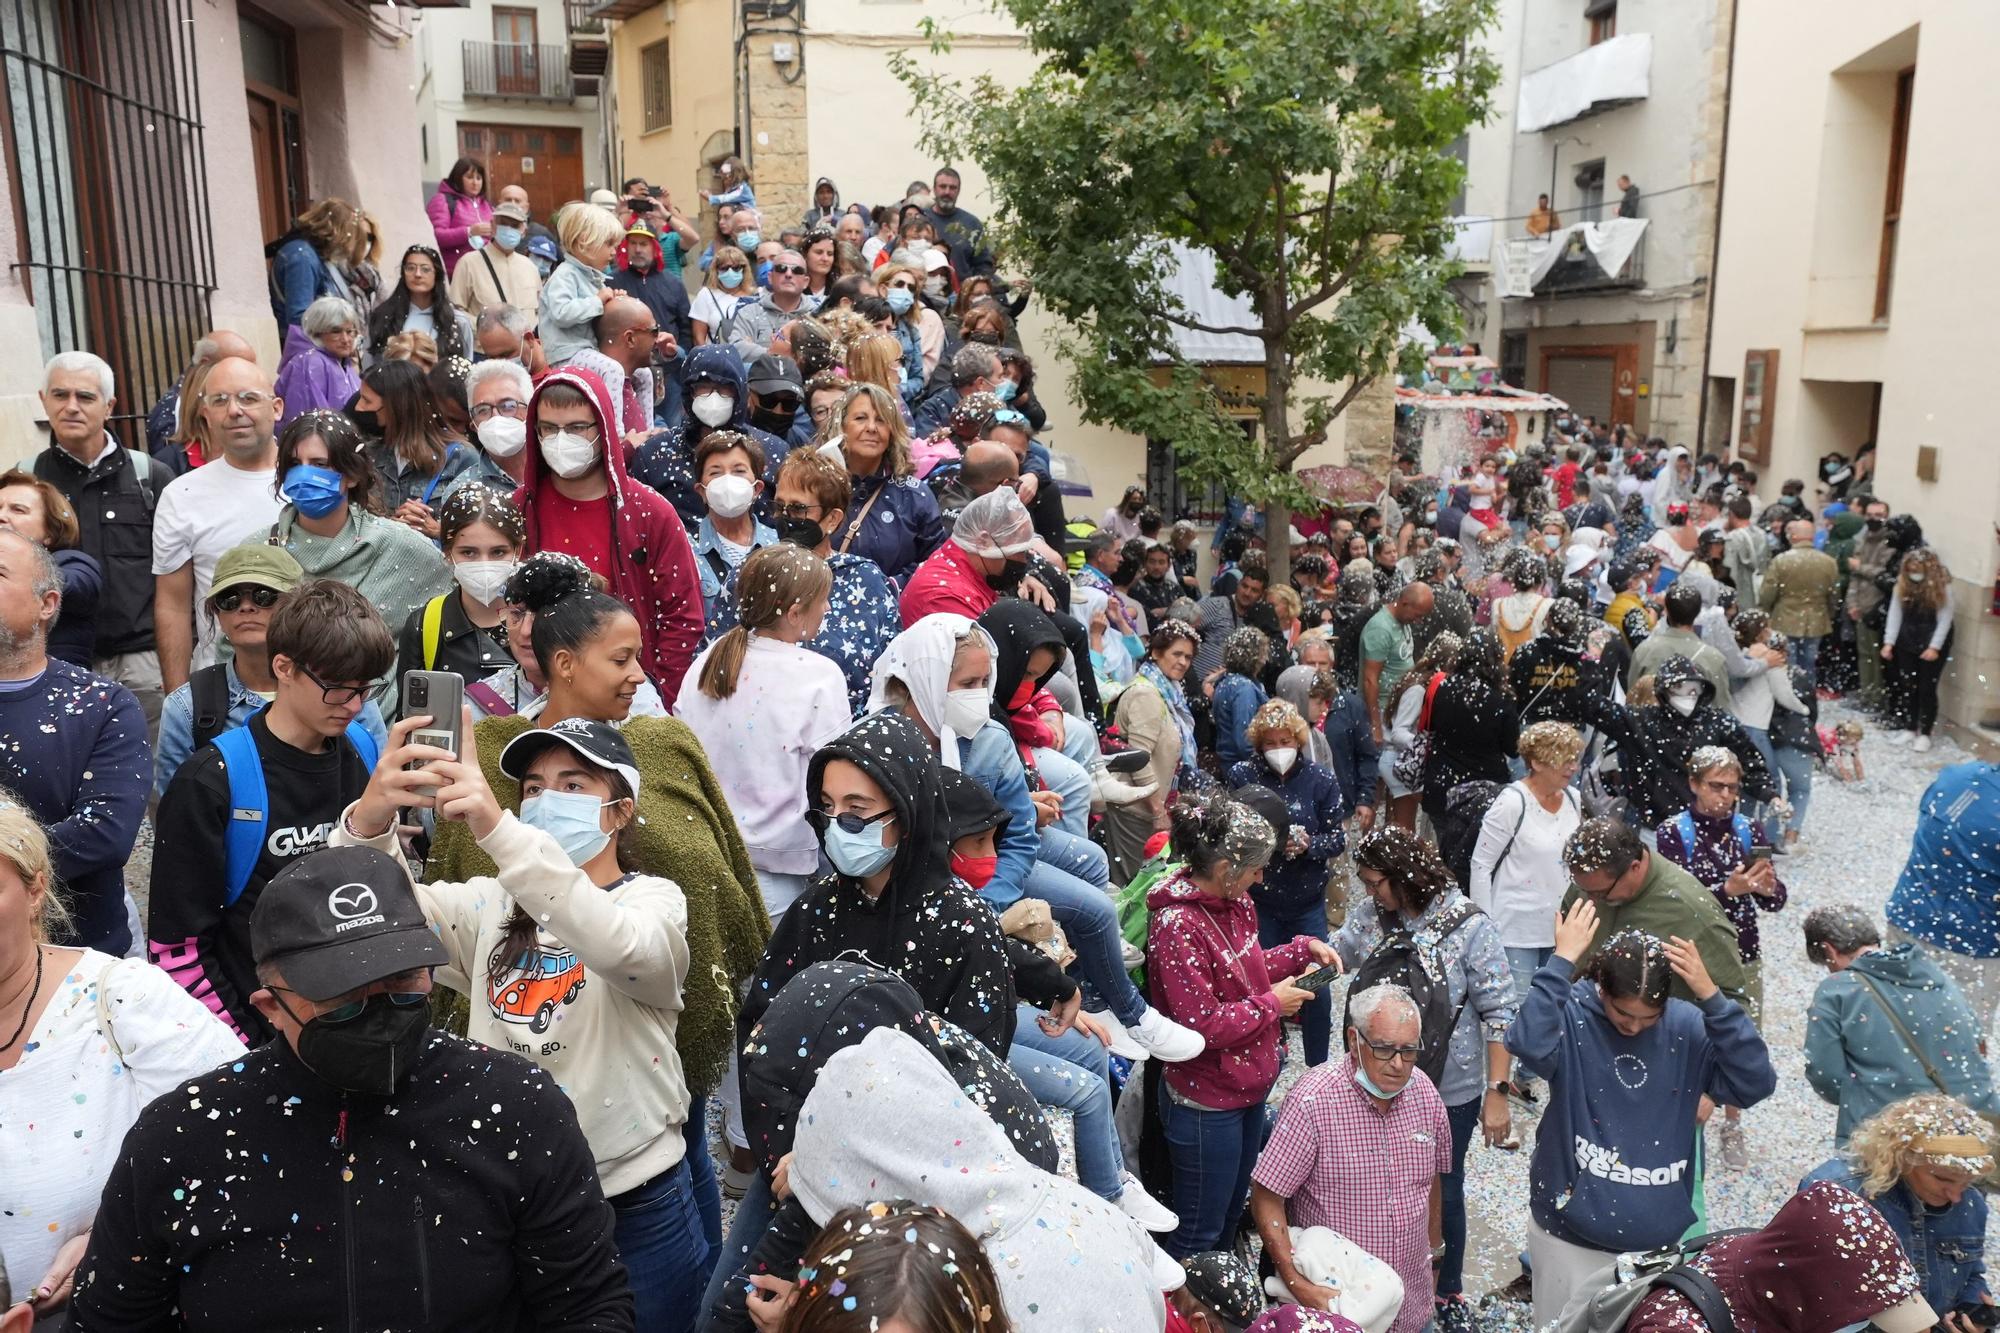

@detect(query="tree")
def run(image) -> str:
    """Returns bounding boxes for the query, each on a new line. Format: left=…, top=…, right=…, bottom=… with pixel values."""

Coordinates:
left=895, top=0, right=1497, bottom=574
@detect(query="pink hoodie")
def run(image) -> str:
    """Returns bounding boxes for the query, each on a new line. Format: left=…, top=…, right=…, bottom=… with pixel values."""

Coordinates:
left=1145, top=869, right=1316, bottom=1110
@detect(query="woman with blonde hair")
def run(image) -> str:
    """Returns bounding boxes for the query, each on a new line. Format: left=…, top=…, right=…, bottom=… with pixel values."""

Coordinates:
left=270, top=196, right=360, bottom=331
left=0, top=797, right=243, bottom=1322
left=875, top=261, right=944, bottom=390
left=1882, top=547, right=1954, bottom=750
left=825, top=382, right=944, bottom=584
left=842, top=332, right=909, bottom=405
left=1800, top=1093, right=1994, bottom=1325
left=692, top=243, right=755, bottom=346
left=0, top=469, right=95, bottom=668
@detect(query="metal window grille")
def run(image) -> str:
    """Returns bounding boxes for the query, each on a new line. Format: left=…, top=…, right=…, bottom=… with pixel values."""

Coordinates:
left=642, top=39, right=671, bottom=132
left=1, top=0, right=218, bottom=441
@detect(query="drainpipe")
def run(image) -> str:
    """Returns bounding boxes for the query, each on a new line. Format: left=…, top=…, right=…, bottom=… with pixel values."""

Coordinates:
left=1695, top=0, right=1739, bottom=456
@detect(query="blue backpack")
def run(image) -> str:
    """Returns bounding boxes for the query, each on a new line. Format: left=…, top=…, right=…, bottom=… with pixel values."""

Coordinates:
left=212, top=711, right=380, bottom=910
left=1672, top=809, right=1755, bottom=862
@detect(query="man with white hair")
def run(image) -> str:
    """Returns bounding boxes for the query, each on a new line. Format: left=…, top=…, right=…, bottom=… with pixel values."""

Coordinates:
left=898, top=486, right=1036, bottom=626
left=442, top=357, right=534, bottom=502
left=1251, top=983, right=1452, bottom=1333
left=720, top=246, right=818, bottom=360
left=33, top=350, right=165, bottom=729
left=471, top=302, right=546, bottom=376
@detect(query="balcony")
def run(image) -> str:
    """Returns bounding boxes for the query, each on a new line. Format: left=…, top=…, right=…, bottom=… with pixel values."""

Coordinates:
left=1517, top=33, right=1651, bottom=133
left=564, top=2, right=605, bottom=34
left=1498, top=218, right=1648, bottom=298
left=1445, top=216, right=1494, bottom=272
left=463, top=42, right=574, bottom=102
left=565, top=0, right=609, bottom=85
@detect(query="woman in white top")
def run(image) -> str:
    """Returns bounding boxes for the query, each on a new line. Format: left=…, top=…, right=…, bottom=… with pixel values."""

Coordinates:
left=1468, top=719, right=1584, bottom=1098
left=335, top=713, right=697, bottom=1329
left=0, top=802, right=244, bottom=1322
left=674, top=543, right=849, bottom=923
left=691, top=243, right=755, bottom=345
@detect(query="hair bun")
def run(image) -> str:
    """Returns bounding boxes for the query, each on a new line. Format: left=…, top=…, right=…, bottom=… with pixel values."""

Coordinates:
left=506, top=551, right=593, bottom=611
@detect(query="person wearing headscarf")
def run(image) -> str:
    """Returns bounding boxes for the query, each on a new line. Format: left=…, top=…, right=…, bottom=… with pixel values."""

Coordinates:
left=1623, top=1180, right=1934, bottom=1333
left=1074, top=583, right=1139, bottom=689
left=977, top=599, right=1097, bottom=837
left=898, top=485, right=1037, bottom=626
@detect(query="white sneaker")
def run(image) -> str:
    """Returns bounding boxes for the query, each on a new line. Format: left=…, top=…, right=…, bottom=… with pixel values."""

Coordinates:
left=1886, top=730, right=1913, bottom=746
left=1125, top=1008, right=1205, bottom=1063
left=1115, top=1172, right=1179, bottom=1232
left=1914, top=734, right=1934, bottom=753
left=1104, top=1023, right=1145, bottom=1061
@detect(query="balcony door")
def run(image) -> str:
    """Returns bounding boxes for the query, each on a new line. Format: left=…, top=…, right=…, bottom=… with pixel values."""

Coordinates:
left=493, top=7, right=539, bottom=96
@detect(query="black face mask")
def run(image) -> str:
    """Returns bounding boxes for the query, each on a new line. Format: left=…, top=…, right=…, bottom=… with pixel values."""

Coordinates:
left=1866, top=517, right=1885, bottom=532
left=342, top=391, right=381, bottom=438
left=751, top=406, right=797, bottom=436
left=985, top=559, right=1028, bottom=593
left=774, top=514, right=825, bottom=548
left=294, top=992, right=431, bottom=1095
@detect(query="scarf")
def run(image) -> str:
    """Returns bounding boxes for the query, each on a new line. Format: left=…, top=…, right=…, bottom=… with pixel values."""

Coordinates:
left=1137, top=658, right=1198, bottom=790
left=866, top=613, right=997, bottom=772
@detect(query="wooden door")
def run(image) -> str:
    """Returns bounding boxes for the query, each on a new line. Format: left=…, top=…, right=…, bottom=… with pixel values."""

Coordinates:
left=493, top=7, right=539, bottom=95
left=245, top=92, right=287, bottom=245
left=460, top=123, right=584, bottom=222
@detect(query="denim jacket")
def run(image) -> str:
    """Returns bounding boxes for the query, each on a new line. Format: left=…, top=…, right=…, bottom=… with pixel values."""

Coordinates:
left=693, top=514, right=777, bottom=620
left=154, top=662, right=389, bottom=799
left=1799, top=1161, right=1989, bottom=1311
left=1333, top=889, right=1515, bottom=1106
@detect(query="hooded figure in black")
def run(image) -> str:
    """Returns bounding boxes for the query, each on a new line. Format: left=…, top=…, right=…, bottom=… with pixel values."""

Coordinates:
left=738, top=710, right=1016, bottom=1057
left=1584, top=653, right=1776, bottom=827
left=711, top=960, right=1056, bottom=1332
left=1421, top=626, right=1520, bottom=819
left=979, top=598, right=1068, bottom=725
left=1509, top=597, right=1614, bottom=728
left=938, top=766, right=1079, bottom=1015
left=628, top=342, right=788, bottom=531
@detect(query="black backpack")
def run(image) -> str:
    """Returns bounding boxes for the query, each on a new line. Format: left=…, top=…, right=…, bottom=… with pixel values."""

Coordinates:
left=1437, top=779, right=1508, bottom=888
left=1341, top=896, right=1483, bottom=1086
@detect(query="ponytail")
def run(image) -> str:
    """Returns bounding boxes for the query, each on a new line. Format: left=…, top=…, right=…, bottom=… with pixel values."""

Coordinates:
left=698, top=543, right=832, bottom=700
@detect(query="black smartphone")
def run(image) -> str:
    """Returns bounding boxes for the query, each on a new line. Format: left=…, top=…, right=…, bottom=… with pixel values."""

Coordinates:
left=402, top=671, right=465, bottom=790
left=1746, top=845, right=1774, bottom=864
left=1292, top=965, right=1342, bottom=993
left=1951, top=1306, right=2000, bottom=1330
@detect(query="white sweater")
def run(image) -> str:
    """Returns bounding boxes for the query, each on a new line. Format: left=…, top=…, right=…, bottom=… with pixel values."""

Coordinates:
left=0, top=950, right=244, bottom=1284
left=334, top=809, right=690, bottom=1196
left=1467, top=782, right=1581, bottom=948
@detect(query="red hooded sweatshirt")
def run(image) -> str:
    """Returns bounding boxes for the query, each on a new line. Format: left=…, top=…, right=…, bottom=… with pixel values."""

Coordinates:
left=1145, top=868, right=1316, bottom=1110
left=515, top=366, right=705, bottom=701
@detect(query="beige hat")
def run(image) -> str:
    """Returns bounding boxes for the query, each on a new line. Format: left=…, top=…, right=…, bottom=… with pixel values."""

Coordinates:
left=588, top=188, right=619, bottom=211
left=1872, top=1294, right=1939, bottom=1333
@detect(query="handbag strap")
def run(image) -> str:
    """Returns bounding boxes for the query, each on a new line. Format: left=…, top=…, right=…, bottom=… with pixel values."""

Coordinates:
left=1853, top=970, right=1955, bottom=1096
left=836, top=483, right=886, bottom=555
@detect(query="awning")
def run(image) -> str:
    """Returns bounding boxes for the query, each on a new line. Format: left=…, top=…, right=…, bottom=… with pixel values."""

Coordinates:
left=1159, top=243, right=1264, bottom=365
left=1396, top=385, right=1568, bottom=414
left=1517, top=33, right=1651, bottom=133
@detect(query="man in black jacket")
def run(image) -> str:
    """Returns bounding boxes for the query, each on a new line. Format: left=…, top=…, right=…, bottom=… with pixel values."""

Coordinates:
left=69, top=844, right=634, bottom=1332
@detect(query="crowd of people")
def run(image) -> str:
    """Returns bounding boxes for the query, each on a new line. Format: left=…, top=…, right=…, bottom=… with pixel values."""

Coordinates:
left=0, top=157, right=1993, bottom=1333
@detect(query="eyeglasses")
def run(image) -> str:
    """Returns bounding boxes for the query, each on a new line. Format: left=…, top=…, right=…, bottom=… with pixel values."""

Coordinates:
left=627, top=325, right=661, bottom=339
left=203, top=390, right=274, bottom=411
left=213, top=585, right=283, bottom=612
left=772, top=264, right=807, bottom=276
left=770, top=500, right=824, bottom=520
left=535, top=419, right=603, bottom=443
left=272, top=980, right=430, bottom=1026
left=469, top=399, right=528, bottom=424
left=1356, top=1036, right=1423, bottom=1065
left=296, top=661, right=371, bottom=707
left=805, top=807, right=896, bottom=836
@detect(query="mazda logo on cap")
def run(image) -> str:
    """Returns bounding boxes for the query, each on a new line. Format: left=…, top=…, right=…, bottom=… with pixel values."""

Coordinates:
left=327, top=883, right=380, bottom=921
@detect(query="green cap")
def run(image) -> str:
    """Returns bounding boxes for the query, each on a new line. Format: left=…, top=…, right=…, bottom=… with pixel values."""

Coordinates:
left=209, top=543, right=303, bottom=600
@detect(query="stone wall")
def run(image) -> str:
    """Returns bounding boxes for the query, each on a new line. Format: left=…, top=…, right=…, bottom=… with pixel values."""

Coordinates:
left=745, top=33, right=809, bottom=231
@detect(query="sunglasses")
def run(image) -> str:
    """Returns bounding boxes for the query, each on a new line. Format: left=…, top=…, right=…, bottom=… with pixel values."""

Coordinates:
left=273, top=984, right=429, bottom=1026
left=718, top=267, right=746, bottom=278
left=772, top=264, right=807, bottom=276
left=805, top=807, right=896, bottom=836
left=213, top=585, right=283, bottom=612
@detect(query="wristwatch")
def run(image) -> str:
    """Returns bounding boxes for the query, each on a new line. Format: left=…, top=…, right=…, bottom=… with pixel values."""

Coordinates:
left=1489, top=1080, right=1511, bottom=1095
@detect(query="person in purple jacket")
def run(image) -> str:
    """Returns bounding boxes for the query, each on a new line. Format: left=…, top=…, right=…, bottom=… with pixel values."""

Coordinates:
left=272, top=296, right=362, bottom=431
left=426, top=156, right=496, bottom=278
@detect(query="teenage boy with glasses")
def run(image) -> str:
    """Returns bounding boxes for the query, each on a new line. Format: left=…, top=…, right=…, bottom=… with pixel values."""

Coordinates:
left=150, top=577, right=395, bottom=1041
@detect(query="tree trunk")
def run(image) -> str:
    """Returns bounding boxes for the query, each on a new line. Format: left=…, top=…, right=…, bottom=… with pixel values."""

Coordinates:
left=1261, top=308, right=1294, bottom=584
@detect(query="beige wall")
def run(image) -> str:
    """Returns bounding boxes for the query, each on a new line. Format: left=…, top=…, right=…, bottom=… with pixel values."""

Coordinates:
left=1708, top=2, right=2000, bottom=727
left=609, top=0, right=737, bottom=217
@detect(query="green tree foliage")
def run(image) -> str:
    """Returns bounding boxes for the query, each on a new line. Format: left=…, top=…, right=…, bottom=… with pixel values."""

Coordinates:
left=895, top=0, right=1497, bottom=566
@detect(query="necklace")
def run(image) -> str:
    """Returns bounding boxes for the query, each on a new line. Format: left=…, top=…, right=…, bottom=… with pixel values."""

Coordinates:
left=0, top=945, right=44, bottom=1051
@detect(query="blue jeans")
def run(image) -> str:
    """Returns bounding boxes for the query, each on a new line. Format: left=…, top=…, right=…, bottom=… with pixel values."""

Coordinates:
left=1793, top=635, right=1821, bottom=687
left=680, top=1103, right=722, bottom=1260
left=1771, top=743, right=1814, bottom=837
left=1159, top=1097, right=1263, bottom=1258
left=700, top=1167, right=776, bottom=1322
left=1503, top=946, right=1553, bottom=1011
left=1740, top=725, right=1781, bottom=840
left=1010, top=1006, right=1121, bottom=1200
left=1024, top=855, right=1148, bottom=1028
left=1257, top=900, right=1331, bottom=1067
left=1034, top=746, right=1094, bottom=837
left=1436, top=1096, right=1481, bottom=1297
left=610, top=1156, right=709, bottom=1333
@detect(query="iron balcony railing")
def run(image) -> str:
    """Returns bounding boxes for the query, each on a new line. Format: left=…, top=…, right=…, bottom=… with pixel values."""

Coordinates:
left=463, top=42, right=573, bottom=101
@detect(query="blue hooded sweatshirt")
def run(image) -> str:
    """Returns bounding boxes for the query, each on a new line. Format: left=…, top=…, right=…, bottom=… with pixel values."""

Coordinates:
left=1507, top=955, right=1776, bottom=1252
left=1888, top=762, right=2000, bottom=958
left=1225, top=752, right=1346, bottom=915
left=628, top=344, right=788, bottom=533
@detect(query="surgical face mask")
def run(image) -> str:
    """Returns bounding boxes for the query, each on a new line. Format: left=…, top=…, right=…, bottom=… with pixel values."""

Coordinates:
left=294, top=992, right=431, bottom=1096
left=540, top=429, right=599, bottom=480
left=477, top=414, right=528, bottom=458
left=756, top=261, right=774, bottom=288
left=1543, top=534, right=1561, bottom=551
left=774, top=514, right=825, bottom=549
left=519, top=790, right=616, bottom=865
left=1866, top=516, right=1885, bottom=531
left=691, top=391, right=734, bottom=428
left=493, top=225, right=524, bottom=252
left=821, top=815, right=897, bottom=879
left=281, top=464, right=346, bottom=519
left=1907, top=573, right=1925, bottom=584
left=453, top=558, right=516, bottom=607
left=984, top=558, right=1028, bottom=593
left=951, top=851, right=999, bottom=890
left=923, top=275, right=947, bottom=298
left=703, top=473, right=755, bottom=520
left=1667, top=688, right=1699, bottom=717
left=884, top=287, right=915, bottom=315
left=993, top=378, right=1017, bottom=403
left=735, top=229, right=762, bottom=251
left=347, top=404, right=382, bottom=437
left=1353, top=1056, right=1406, bottom=1101
left=907, top=239, right=932, bottom=256
left=531, top=257, right=555, bottom=280
left=718, top=267, right=745, bottom=291
left=1263, top=746, right=1298, bottom=775
left=942, top=687, right=993, bottom=738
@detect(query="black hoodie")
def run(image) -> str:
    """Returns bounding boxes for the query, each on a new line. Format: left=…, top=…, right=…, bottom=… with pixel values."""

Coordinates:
left=1585, top=654, right=1777, bottom=827
left=712, top=961, right=1056, bottom=1333
left=979, top=598, right=1068, bottom=726
left=738, top=711, right=1017, bottom=1056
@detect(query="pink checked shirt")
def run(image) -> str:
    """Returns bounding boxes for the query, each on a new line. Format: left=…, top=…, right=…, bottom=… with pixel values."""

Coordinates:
left=1252, top=1056, right=1452, bottom=1333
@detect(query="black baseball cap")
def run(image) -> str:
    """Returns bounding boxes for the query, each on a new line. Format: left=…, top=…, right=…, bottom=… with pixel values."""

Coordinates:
left=251, top=846, right=448, bottom=1000
left=1180, top=1250, right=1264, bottom=1327
left=747, top=353, right=803, bottom=398
left=498, top=717, right=641, bottom=797
left=939, top=767, right=1009, bottom=845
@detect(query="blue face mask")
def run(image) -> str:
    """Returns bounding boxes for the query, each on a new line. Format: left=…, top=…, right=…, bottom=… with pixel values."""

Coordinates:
left=735, top=229, right=762, bottom=251
left=1353, top=1056, right=1407, bottom=1101
left=821, top=815, right=897, bottom=879
left=281, top=464, right=346, bottom=519
left=884, top=287, right=914, bottom=315
left=755, top=260, right=774, bottom=288
left=992, top=378, right=1017, bottom=403
left=493, top=225, right=524, bottom=252
left=718, top=267, right=745, bottom=290
left=532, top=257, right=555, bottom=279
left=519, top=790, right=616, bottom=866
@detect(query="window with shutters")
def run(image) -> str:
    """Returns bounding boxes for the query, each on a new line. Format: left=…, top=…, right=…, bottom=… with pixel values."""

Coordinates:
left=642, top=40, right=671, bottom=132
left=1874, top=67, right=1913, bottom=321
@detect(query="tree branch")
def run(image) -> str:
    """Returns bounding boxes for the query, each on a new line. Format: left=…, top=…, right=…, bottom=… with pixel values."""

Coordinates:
left=1287, top=236, right=1370, bottom=322
left=1159, top=307, right=1265, bottom=339
left=1275, top=371, right=1378, bottom=467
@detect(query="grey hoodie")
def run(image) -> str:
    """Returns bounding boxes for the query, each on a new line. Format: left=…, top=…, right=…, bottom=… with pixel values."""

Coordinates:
left=793, top=1028, right=1169, bottom=1333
